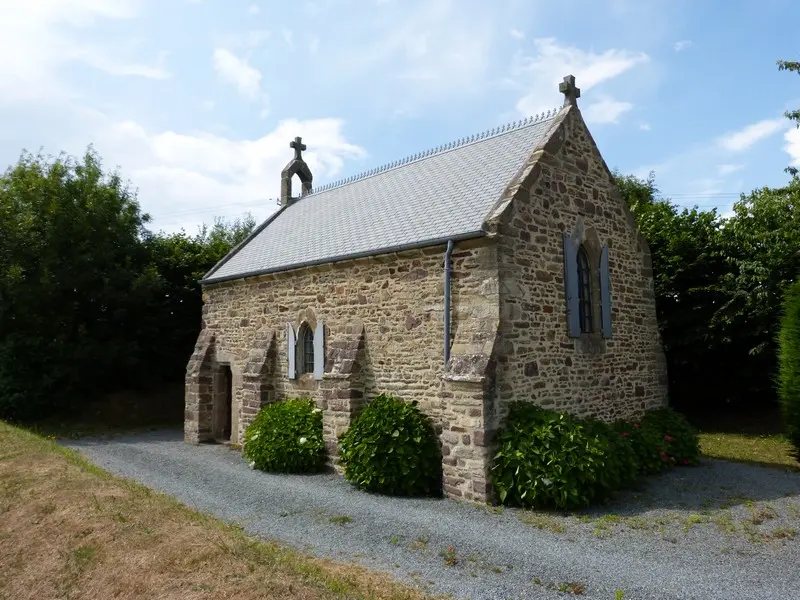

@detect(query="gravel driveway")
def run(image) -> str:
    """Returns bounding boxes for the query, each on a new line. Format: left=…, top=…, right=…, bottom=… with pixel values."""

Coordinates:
left=65, top=430, right=800, bottom=600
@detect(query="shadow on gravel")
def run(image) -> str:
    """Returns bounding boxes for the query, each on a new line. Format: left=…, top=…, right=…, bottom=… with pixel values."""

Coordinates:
left=59, top=428, right=184, bottom=444
left=577, top=459, right=800, bottom=518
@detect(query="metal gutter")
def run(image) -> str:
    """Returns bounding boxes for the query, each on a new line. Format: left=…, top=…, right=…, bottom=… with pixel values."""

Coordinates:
left=200, top=230, right=485, bottom=285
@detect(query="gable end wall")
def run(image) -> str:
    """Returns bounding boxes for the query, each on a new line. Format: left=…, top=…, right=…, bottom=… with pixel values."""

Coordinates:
left=491, top=106, right=668, bottom=424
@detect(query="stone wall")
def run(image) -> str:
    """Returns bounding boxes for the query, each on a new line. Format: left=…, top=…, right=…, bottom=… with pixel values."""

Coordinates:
left=186, top=103, right=668, bottom=504
left=190, top=241, right=500, bottom=501
left=485, top=105, right=668, bottom=428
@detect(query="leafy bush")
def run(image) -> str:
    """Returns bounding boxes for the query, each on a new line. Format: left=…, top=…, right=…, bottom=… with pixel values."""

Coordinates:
left=243, top=398, right=325, bottom=473
left=778, top=280, right=800, bottom=458
left=613, top=419, right=670, bottom=476
left=640, top=407, right=701, bottom=466
left=338, top=394, right=441, bottom=497
left=492, top=403, right=625, bottom=510
left=582, top=417, right=639, bottom=495
left=492, top=403, right=700, bottom=509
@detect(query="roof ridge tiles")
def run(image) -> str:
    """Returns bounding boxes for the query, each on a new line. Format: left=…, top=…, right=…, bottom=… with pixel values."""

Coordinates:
left=306, top=107, right=560, bottom=196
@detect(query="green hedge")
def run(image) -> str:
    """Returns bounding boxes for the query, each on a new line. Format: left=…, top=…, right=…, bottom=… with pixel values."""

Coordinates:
left=779, top=280, right=800, bottom=458
left=491, top=403, right=700, bottom=510
left=242, top=398, right=326, bottom=474
left=338, top=393, right=442, bottom=497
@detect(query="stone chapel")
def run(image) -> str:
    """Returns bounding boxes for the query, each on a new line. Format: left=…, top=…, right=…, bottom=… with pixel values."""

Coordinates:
left=184, top=75, right=668, bottom=503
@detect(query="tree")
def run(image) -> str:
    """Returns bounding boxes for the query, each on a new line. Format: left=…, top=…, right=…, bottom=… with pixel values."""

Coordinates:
left=142, top=214, right=256, bottom=380
left=615, top=172, right=730, bottom=411
left=778, top=59, right=799, bottom=175
left=0, top=148, right=158, bottom=419
left=778, top=279, right=800, bottom=457
left=0, top=143, right=258, bottom=421
left=716, top=179, right=800, bottom=357
left=777, top=60, right=800, bottom=126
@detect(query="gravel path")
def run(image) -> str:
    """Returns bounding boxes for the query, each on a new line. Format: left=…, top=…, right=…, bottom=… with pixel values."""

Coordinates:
left=65, top=430, right=800, bottom=600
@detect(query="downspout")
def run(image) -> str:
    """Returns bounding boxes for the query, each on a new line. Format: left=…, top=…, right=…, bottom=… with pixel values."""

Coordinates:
left=443, top=240, right=454, bottom=369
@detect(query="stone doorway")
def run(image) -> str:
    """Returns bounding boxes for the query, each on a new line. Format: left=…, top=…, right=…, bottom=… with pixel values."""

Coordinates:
left=214, top=365, right=233, bottom=442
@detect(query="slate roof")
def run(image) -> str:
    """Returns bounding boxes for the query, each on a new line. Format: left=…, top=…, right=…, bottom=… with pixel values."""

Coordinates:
left=202, top=109, right=561, bottom=283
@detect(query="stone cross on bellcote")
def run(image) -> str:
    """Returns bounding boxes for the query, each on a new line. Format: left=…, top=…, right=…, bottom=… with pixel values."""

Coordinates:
left=559, top=75, right=580, bottom=107
left=290, top=136, right=307, bottom=161
left=280, top=136, right=313, bottom=208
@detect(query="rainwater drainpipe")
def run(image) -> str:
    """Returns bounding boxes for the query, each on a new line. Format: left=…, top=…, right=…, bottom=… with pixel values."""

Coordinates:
left=443, top=240, right=454, bottom=369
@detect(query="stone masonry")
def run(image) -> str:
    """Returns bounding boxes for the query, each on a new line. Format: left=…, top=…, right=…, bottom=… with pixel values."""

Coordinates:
left=483, top=104, right=668, bottom=433
left=185, top=77, right=667, bottom=504
left=188, top=242, right=499, bottom=502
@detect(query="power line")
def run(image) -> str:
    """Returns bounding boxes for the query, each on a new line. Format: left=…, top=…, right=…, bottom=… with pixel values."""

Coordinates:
left=149, top=192, right=748, bottom=222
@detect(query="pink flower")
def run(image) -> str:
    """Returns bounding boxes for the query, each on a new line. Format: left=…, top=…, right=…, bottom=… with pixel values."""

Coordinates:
left=664, top=435, right=674, bottom=442
left=682, top=460, right=689, bottom=465
left=632, top=423, right=640, bottom=429
left=621, top=431, right=630, bottom=438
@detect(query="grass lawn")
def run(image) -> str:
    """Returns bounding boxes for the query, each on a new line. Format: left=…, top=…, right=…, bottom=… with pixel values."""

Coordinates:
left=699, top=432, right=799, bottom=471
left=0, top=421, right=428, bottom=600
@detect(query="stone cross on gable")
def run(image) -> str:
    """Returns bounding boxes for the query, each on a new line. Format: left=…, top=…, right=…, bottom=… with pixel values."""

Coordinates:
left=559, top=74, right=580, bottom=107
left=290, top=136, right=307, bottom=161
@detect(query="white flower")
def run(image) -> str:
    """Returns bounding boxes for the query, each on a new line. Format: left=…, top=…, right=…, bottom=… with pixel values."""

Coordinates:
left=249, top=461, right=256, bottom=469
left=299, top=437, right=308, bottom=445
left=540, top=477, right=552, bottom=486
left=251, top=432, right=259, bottom=440
left=312, top=408, right=322, bottom=414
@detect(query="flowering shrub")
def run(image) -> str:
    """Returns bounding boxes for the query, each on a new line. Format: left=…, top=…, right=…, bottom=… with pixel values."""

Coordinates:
left=338, top=393, right=442, bottom=497
left=582, top=417, right=639, bottom=496
left=640, top=407, right=701, bottom=466
left=613, top=419, right=670, bottom=476
left=492, top=403, right=622, bottom=510
left=242, top=398, right=326, bottom=474
left=492, top=403, right=699, bottom=509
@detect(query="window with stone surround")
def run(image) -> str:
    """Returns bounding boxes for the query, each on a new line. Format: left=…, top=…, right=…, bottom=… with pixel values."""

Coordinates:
left=577, top=245, right=593, bottom=333
left=297, top=323, right=315, bottom=375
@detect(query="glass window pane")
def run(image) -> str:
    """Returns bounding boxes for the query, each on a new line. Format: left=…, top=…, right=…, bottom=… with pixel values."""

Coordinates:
left=577, top=247, right=592, bottom=333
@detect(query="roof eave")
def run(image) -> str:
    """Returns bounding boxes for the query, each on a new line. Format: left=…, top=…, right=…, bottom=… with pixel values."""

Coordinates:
left=201, top=204, right=289, bottom=281
left=199, top=230, right=487, bottom=286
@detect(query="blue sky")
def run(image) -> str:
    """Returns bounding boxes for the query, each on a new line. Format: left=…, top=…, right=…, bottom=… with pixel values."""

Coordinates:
left=0, top=0, right=798, bottom=233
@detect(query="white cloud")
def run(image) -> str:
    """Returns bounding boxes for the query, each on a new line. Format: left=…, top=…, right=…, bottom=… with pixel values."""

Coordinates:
left=582, top=98, right=633, bottom=124
left=0, top=0, right=166, bottom=103
left=212, top=48, right=262, bottom=100
left=78, top=48, right=171, bottom=80
left=512, top=38, right=649, bottom=116
left=639, top=123, right=651, bottom=131
left=717, top=118, right=785, bottom=151
left=717, top=163, right=743, bottom=177
left=90, top=114, right=367, bottom=232
left=320, top=0, right=497, bottom=114
left=673, top=40, right=692, bottom=52
left=510, top=29, right=524, bottom=40
left=785, top=127, right=800, bottom=169
left=247, top=3, right=259, bottom=14
left=282, top=28, right=294, bottom=47
left=309, top=37, right=320, bottom=54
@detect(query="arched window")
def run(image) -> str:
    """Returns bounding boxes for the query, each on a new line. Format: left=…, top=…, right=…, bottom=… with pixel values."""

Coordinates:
left=576, top=246, right=593, bottom=333
left=296, top=323, right=315, bottom=375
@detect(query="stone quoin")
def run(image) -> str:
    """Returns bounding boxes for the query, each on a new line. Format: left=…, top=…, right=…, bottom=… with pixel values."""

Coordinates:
left=184, top=75, right=668, bottom=503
